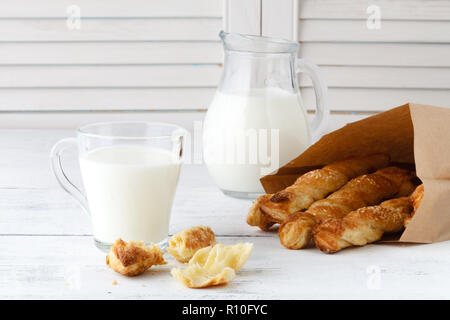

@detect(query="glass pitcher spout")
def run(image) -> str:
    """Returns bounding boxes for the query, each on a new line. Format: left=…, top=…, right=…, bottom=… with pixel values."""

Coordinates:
left=217, top=30, right=329, bottom=139
left=218, top=31, right=300, bottom=95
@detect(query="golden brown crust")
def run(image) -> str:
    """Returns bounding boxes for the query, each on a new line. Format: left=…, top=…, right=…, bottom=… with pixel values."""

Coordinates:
left=404, top=184, right=424, bottom=226
left=279, top=212, right=317, bottom=249
left=167, top=225, right=216, bottom=263
left=246, top=195, right=275, bottom=231
left=313, top=197, right=413, bottom=253
left=373, top=166, right=416, bottom=197
left=246, top=154, right=390, bottom=229
left=279, top=167, right=415, bottom=250
left=411, top=184, right=424, bottom=213
left=171, top=243, right=253, bottom=288
left=106, top=238, right=166, bottom=277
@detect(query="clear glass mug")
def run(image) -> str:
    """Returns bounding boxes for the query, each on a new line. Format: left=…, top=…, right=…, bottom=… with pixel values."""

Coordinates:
left=50, top=122, right=185, bottom=252
left=203, top=31, right=329, bottom=199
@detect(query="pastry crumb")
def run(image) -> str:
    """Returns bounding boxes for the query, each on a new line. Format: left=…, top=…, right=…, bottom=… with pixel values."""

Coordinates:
left=111, top=280, right=117, bottom=285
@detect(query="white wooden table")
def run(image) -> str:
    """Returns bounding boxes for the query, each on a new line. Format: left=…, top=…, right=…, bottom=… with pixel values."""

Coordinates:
left=2, top=129, right=450, bottom=300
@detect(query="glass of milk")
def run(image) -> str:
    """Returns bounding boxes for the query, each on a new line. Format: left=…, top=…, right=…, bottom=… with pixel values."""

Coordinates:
left=50, top=122, right=185, bottom=252
left=203, top=31, right=329, bottom=198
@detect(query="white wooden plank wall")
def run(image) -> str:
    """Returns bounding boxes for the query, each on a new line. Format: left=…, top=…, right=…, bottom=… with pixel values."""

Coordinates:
left=298, top=0, right=450, bottom=112
left=0, top=0, right=223, bottom=130
left=0, top=0, right=355, bottom=132
left=0, top=0, right=449, bottom=130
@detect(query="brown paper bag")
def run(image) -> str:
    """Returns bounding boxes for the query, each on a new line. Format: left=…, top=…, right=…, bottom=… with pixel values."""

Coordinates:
left=260, top=103, right=450, bottom=244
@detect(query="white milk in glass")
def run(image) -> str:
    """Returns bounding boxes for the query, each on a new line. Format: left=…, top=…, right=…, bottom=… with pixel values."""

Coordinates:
left=80, top=145, right=181, bottom=244
left=203, top=87, right=311, bottom=193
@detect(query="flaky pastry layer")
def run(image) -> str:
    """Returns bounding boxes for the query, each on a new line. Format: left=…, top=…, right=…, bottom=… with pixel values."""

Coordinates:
left=171, top=243, right=253, bottom=288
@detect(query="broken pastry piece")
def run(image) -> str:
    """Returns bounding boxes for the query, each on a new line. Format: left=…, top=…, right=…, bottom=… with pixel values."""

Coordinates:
left=171, top=243, right=253, bottom=288
left=106, top=238, right=166, bottom=276
left=167, top=225, right=216, bottom=263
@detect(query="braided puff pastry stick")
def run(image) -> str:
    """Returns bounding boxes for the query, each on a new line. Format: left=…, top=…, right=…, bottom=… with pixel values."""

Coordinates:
left=278, top=167, right=415, bottom=250
left=246, top=154, right=390, bottom=230
left=313, top=197, right=412, bottom=253
left=404, top=184, right=424, bottom=226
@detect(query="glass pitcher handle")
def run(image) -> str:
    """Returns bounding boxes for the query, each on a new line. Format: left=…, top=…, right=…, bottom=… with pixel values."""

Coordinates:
left=296, top=58, right=330, bottom=142
left=50, top=137, right=90, bottom=216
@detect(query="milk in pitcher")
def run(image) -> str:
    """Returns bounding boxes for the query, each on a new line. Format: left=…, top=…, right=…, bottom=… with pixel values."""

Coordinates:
left=203, top=87, right=310, bottom=194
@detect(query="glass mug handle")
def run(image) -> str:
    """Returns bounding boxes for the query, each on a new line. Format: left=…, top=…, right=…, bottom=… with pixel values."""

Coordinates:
left=296, top=58, right=330, bottom=142
left=50, top=137, right=90, bottom=216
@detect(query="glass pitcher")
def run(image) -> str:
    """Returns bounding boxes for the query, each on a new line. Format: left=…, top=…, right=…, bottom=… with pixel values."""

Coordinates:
left=203, top=31, right=329, bottom=198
